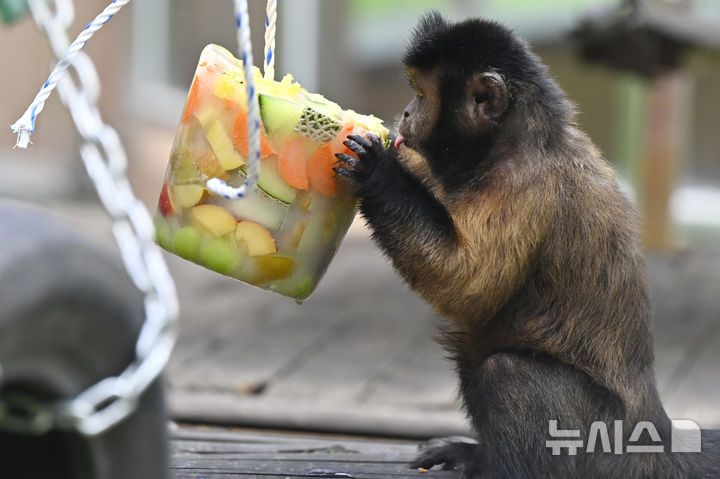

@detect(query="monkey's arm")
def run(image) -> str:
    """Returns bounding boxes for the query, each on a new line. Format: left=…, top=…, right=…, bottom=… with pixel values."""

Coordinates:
left=337, top=134, right=554, bottom=323
left=335, top=134, right=457, bottom=267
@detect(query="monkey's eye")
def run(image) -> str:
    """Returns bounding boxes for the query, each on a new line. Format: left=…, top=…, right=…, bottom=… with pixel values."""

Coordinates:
left=474, top=95, right=483, bottom=104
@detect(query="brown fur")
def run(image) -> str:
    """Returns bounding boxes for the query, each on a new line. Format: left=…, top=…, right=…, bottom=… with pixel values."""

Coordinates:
left=336, top=13, right=720, bottom=477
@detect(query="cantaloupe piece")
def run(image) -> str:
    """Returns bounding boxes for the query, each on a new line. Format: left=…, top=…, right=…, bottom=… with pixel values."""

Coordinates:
left=308, top=144, right=337, bottom=197
left=232, top=112, right=276, bottom=158
left=277, top=137, right=308, bottom=190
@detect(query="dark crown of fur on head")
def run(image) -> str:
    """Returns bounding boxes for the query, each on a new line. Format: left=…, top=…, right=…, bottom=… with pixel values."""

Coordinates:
left=403, top=10, right=543, bottom=83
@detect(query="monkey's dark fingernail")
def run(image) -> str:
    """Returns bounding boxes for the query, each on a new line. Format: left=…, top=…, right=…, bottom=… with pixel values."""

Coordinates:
left=333, top=166, right=360, bottom=181
left=343, top=139, right=366, bottom=155
left=347, top=134, right=373, bottom=149
left=335, top=154, right=361, bottom=169
left=335, top=153, right=358, bottom=163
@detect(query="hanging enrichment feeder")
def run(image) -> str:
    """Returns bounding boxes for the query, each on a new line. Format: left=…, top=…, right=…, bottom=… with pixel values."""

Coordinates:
left=154, top=43, right=389, bottom=300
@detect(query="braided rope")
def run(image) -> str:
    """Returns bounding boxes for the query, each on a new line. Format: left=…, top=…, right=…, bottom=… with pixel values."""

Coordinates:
left=264, top=0, right=277, bottom=80
left=206, top=0, right=271, bottom=199
left=10, top=0, right=132, bottom=149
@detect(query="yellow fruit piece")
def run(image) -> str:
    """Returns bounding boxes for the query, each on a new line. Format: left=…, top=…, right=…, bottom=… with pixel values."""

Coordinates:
left=251, top=255, right=295, bottom=283
left=172, top=184, right=205, bottom=209
left=278, top=73, right=301, bottom=98
left=196, top=152, right=227, bottom=180
left=235, top=220, right=277, bottom=256
left=194, top=106, right=215, bottom=129
left=343, top=109, right=389, bottom=141
left=214, top=72, right=248, bottom=106
left=191, top=204, right=237, bottom=236
left=205, top=120, right=246, bottom=170
left=172, top=146, right=201, bottom=184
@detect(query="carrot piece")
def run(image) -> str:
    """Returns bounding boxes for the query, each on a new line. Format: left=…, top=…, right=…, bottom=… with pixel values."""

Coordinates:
left=308, top=144, right=337, bottom=197
left=181, top=75, right=201, bottom=123
left=330, top=123, right=355, bottom=152
left=330, top=123, right=367, bottom=164
left=232, top=113, right=275, bottom=158
left=277, top=137, right=309, bottom=190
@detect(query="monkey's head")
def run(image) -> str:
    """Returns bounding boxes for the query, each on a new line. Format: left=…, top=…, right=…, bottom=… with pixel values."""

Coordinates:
left=397, top=11, right=571, bottom=180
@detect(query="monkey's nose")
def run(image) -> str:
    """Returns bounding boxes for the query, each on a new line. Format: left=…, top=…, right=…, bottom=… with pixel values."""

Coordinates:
left=403, top=111, right=409, bottom=118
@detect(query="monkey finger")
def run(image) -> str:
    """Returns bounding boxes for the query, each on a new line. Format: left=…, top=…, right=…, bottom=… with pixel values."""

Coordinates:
left=342, top=139, right=368, bottom=158
left=334, top=153, right=361, bottom=170
left=333, top=166, right=362, bottom=182
left=346, top=134, right=375, bottom=150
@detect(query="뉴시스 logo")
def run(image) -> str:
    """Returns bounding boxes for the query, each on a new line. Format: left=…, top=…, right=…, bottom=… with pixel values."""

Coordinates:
left=546, top=419, right=702, bottom=455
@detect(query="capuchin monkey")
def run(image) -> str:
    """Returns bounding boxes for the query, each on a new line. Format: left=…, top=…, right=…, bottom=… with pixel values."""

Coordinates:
left=335, top=11, right=720, bottom=479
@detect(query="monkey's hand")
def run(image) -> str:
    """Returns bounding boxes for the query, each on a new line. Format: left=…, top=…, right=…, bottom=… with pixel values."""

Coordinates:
left=409, top=438, right=483, bottom=478
left=333, top=132, right=457, bottom=291
left=333, top=133, right=388, bottom=189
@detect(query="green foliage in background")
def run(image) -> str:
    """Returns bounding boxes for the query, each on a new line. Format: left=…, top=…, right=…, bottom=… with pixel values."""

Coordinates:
left=0, top=0, right=30, bottom=23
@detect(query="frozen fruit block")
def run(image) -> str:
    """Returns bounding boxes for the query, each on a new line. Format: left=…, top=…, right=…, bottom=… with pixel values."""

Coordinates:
left=154, top=44, right=389, bottom=300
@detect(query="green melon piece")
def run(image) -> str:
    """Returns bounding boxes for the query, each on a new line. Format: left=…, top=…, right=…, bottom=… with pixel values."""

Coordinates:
left=154, top=219, right=172, bottom=250
left=173, top=226, right=202, bottom=260
left=258, top=94, right=304, bottom=133
left=296, top=107, right=342, bottom=144
left=201, top=239, right=240, bottom=274
left=250, top=157, right=296, bottom=204
left=224, top=187, right=288, bottom=230
left=258, top=93, right=343, bottom=144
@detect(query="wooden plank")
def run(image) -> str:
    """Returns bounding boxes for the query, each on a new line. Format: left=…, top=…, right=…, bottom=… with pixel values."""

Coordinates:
left=358, top=327, right=459, bottom=409
left=171, top=425, right=456, bottom=478
left=265, top=298, right=439, bottom=401
left=166, top=235, right=469, bottom=438
left=169, top=392, right=469, bottom=438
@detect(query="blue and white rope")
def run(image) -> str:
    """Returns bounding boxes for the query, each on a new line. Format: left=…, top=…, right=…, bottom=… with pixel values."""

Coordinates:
left=10, top=0, right=131, bottom=149
left=264, top=0, right=277, bottom=80
left=206, top=0, right=263, bottom=199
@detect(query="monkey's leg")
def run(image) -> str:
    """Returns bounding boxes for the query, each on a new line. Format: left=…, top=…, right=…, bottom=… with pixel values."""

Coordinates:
left=413, top=351, right=632, bottom=479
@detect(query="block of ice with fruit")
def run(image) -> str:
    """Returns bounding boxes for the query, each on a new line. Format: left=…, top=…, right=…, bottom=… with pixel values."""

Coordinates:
left=154, top=44, right=389, bottom=300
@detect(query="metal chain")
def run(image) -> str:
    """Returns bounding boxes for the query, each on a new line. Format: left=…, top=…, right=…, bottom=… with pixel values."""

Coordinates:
left=0, top=0, right=179, bottom=436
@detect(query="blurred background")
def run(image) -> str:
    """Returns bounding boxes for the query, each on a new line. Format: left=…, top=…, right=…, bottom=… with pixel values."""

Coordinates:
left=1, top=0, right=719, bottom=439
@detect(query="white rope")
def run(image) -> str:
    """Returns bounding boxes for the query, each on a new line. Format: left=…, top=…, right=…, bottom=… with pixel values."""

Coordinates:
left=206, top=0, right=264, bottom=199
left=10, top=0, right=132, bottom=149
left=264, top=0, right=277, bottom=80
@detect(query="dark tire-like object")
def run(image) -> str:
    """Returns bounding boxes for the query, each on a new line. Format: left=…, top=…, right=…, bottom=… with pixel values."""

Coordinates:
left=0, top=200, right=169, bottom=479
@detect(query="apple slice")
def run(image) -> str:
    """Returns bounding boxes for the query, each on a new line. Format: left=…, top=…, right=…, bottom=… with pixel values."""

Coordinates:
left=235, top=221, right=277, bottom=256
left=158, top=184, right=175, bottom=216
left=191, top=204, right=237, bottom=236
left=172, top=184, right=205, bottom=209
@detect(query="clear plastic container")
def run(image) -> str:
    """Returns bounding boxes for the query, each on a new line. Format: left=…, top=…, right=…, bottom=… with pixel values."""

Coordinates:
left=154, top=44, right=388, bottom=300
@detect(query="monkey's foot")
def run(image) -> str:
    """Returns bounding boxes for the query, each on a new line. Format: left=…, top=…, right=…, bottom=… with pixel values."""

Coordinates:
left=409, top=437, right=482, bottom=478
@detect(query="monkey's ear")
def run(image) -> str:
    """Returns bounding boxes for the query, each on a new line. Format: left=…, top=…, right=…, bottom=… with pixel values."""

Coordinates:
left=468, top=72, right=508, bottom=123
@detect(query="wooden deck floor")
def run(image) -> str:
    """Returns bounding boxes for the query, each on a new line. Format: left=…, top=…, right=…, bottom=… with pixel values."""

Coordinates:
left=53, top=204, right=720, bottom=439
left=164, top=228, right=466, bottom=438
left=171, top=424, right=455, bottom=479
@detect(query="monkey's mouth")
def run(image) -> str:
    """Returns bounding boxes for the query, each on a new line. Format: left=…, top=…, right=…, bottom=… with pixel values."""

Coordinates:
left=394, top=135, right=406, bottom=149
